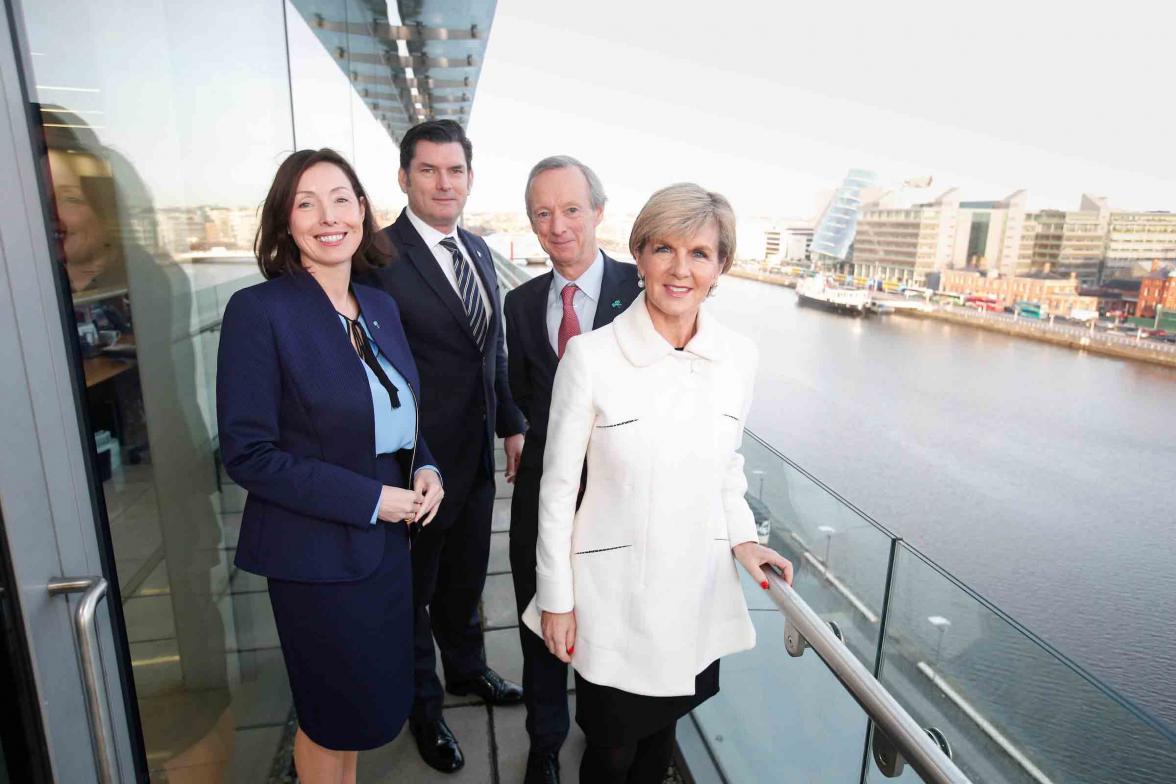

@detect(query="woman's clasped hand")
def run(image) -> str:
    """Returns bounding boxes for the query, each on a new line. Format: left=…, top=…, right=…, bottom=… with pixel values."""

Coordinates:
left=378, top=468, right=444, bottom=524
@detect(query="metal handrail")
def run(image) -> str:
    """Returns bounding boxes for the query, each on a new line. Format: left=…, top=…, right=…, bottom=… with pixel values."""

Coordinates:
left=47, top=576, right=117, bottom=784
left=490, top=253, right=973, bottom=781
left=767, top=571, right=972, bottom=783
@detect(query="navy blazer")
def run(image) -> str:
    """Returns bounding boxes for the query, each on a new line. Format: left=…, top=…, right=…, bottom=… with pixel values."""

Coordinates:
left=504, top=253, right=641, bottom=471
left=216, top=271, right=437, bottom=582
left=362, top=210, right=525, bottom=510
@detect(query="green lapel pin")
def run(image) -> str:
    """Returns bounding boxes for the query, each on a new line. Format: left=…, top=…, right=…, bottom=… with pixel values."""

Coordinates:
left=611, top=299, right=622, bottom=309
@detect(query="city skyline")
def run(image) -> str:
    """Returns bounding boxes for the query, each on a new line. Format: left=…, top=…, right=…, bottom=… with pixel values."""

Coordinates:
left=464, top=0, right=1176, bottom=218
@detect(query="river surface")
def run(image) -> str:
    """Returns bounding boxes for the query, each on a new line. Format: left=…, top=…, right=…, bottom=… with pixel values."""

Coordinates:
left=705, top=275, right=1176, bottom=730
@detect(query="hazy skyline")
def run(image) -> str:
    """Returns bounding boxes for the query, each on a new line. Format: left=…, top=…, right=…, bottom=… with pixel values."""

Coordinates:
left=464, top=0, right=1176, bottom=219
left=25, top=0, right=1175, bottom=224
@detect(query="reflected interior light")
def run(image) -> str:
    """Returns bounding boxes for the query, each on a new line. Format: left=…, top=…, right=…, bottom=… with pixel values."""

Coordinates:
left=36, top=85, right=100, bottom=92
left=43, top=123, right=106, bottom=130
left=30, top=51, right=46, bottom=56
left=40, top=107, right=104, bottom=115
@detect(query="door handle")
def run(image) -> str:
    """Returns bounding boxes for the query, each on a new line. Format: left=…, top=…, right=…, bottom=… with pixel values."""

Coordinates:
left=48, top=576, right=118, bottom=784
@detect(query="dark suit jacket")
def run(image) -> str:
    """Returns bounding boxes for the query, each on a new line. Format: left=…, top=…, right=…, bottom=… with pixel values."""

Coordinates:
left=216, top=271, right=436, bottom=582
left=503, top=253, right=640, bottom=542
left=363, top=210, right=525, bottom=518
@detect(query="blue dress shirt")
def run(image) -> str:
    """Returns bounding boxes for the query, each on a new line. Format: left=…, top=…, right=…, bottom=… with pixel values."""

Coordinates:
left=338, top=314, right=437, bottom=523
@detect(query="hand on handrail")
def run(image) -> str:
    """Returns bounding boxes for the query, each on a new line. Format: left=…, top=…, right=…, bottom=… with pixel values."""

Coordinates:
left=733, top=542, right=794, bottom=590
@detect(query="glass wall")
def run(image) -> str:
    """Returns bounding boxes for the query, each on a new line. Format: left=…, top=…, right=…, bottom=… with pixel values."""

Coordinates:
left=14, top=0, right=403, bottom=778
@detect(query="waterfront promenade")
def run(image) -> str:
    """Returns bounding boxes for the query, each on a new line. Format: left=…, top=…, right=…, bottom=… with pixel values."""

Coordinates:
left=729, top=267, right=1176, bottom=368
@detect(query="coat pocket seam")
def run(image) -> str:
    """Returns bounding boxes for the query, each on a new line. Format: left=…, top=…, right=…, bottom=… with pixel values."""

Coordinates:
left=595, top=418, right=640, bottom=429
left=574, top=544, right=633, bottom=555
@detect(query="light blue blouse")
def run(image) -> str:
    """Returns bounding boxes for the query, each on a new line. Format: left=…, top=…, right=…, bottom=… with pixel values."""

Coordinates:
left=338, top=314, right=437, bottom=524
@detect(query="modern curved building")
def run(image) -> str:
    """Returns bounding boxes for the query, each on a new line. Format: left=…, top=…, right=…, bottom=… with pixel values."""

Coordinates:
left=810, top=168, right=878, bottom=263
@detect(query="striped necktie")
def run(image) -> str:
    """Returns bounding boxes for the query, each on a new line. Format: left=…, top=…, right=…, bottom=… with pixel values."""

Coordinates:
left=439, top=236, right=488, bottom=350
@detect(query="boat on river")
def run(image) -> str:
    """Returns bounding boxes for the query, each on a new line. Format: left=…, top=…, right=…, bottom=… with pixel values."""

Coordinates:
left=795, top=274, right=871, bottom=315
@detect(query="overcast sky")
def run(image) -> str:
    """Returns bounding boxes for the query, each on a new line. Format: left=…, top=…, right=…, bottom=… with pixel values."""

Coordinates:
left=461, top=0, right=1176, bottom=219
left=23, top=0, right=1174, bottom=220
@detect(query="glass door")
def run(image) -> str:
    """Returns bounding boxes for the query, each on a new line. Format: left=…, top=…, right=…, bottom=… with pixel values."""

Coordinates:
left=1, top=0, right=300, bottom=779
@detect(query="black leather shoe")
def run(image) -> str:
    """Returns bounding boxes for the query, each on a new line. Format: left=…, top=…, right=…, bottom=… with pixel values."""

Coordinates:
left=409, top=717, right=464, bottom=773
left=446, top=668, right=524, bottom=705
left=524, top=751, right=560, bottom=784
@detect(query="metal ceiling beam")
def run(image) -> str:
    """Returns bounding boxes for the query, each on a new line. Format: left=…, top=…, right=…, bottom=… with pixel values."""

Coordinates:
left=352, top=72, right=474, bottom=90
left=335, top=48, right=479, bottom=69
left=314, top=15, right=481, bottom=41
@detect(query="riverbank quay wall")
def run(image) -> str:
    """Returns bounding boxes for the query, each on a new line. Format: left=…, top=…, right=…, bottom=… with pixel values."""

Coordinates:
left=896, top=307, right=1176, bottom=369
left=729, top=267, right=1176, bottom=368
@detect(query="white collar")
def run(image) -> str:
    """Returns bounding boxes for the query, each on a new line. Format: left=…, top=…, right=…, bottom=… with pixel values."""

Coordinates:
left=405, top=206, right=458, bottom=249
left=550, top=250, right=604, bottom=303
left=613, top=292, right=725, bottom=367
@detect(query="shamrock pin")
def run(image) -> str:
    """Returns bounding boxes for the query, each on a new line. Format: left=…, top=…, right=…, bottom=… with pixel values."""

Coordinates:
left=611, top=299, right=622, bottom=309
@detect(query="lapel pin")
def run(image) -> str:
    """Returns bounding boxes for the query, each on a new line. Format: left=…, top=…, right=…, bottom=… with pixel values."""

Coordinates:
left=373, top=320, right=380, bottom=329
left=611, top=299, right=622, bottom=309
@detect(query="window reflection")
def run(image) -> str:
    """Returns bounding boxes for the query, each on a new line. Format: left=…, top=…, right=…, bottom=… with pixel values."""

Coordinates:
left=43, top=108, right=239, bottom=782
left=24, top=0, right=296, bottom=777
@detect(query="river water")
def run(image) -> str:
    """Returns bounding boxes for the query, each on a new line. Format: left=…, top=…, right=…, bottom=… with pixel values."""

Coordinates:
left=705, top=275, right=1176, bottom=730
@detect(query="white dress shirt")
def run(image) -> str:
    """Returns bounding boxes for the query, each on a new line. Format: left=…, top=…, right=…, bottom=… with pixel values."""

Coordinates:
left=546, top=250, right=604, bottom=354
left=405, top=207, right=491, bottom=316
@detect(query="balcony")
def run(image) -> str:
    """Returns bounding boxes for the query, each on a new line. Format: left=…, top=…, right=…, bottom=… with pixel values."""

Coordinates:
left=190, top=257, right=1176, bottom=782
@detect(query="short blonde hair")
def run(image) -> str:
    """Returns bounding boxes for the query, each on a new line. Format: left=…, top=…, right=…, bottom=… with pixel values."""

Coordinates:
left=628, top=183, right=736, bottom=273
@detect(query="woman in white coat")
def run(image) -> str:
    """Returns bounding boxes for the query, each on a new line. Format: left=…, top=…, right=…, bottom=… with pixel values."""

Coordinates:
left=522, top=183, right=794, bottom=782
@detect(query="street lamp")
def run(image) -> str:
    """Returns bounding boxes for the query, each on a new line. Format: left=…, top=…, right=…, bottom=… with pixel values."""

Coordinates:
left=927, top=615, right=952, bottom=666
left=751, top=469, right=765, bottom=499
left=817, top=525, right=836, bottom=569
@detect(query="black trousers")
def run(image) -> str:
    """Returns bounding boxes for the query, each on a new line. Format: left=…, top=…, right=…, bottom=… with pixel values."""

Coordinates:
left=410, top=472, right=495, bottom=722
left=509, top=466, right=571, bottom=755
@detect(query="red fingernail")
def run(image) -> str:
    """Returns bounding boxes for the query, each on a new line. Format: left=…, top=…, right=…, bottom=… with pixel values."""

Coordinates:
left=568, top=646, right=574, bottom=654
left=760, top=580, right=769, bottom=590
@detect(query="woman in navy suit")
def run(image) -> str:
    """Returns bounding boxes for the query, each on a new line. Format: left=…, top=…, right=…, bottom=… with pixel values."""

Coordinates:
left=217, top=149, right=444, bottom=783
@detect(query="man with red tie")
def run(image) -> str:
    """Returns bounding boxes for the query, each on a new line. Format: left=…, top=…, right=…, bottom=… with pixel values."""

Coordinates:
left=503, top=156, right=641, bottom=783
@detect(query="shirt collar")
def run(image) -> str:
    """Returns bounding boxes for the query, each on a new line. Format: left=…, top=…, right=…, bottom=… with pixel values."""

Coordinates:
left=613, top=291, right=724, bottom=367
left=550, top=250, right=604, bottom=304
left=405, top=206, right=456, bottom=250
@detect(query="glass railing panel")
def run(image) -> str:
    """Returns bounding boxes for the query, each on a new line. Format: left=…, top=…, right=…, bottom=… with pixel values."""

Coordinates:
left=691, top=432, right=899, bottom=781
left=742, top=432, right=894, bottom=667
left=870, top=542, right=1176, bottom=783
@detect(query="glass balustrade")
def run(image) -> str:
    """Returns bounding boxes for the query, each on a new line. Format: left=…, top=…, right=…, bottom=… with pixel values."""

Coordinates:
left=492, top=257, right=1176, bottom=783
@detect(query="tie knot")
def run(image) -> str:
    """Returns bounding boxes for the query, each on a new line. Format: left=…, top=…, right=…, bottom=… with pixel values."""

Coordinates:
left=561, top=283, right=578, bottom=306
left=439, top=236, right=459, bottom=253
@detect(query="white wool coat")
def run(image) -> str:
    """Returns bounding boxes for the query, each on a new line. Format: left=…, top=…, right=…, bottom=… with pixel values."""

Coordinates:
left=522, top=293, right=759, bottom=696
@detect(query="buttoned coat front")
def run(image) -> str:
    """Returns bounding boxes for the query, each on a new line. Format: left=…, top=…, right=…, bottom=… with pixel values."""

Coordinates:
left=522, top=293, right=760, bottom=696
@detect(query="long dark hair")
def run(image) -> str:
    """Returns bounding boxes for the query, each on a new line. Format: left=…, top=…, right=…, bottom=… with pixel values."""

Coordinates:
left=255, top=148, right=390, bottom=279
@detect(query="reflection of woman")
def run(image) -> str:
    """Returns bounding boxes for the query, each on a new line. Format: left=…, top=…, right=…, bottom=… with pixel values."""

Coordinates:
left=217, top=149, right=443, bottom=783
left=523, top=184, right=794, bottom=782
left=46, top=146, right=126, bottom=293
left=42, top=110, right=234, bottom=783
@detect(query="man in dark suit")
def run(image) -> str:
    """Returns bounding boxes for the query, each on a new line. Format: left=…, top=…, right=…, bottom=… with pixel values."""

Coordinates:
left=504, top=156, right=641, bottom=783
left=364, top=120, right=526, bottom=773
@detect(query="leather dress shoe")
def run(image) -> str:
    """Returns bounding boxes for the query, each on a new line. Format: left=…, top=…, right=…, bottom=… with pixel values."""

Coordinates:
left=409, top=717, right=464, bottom=773
left=446, top=668, right=524, bottom=705
left=524, top=751, right=560, bottom=784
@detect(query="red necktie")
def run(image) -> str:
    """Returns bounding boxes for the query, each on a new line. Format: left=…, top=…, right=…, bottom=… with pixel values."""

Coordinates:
left=557, top=283, right=581, bottom=359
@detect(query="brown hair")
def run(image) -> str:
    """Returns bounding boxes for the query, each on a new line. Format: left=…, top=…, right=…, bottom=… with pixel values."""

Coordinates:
left=629, top=183, right=737, bottom=273
left=255, top=148, right=389, bottom=279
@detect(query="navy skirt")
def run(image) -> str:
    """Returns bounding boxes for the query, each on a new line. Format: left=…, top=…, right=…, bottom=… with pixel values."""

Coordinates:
left=267, top=455, right=413, bottom=751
